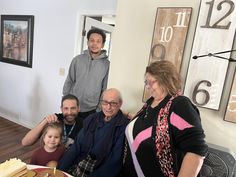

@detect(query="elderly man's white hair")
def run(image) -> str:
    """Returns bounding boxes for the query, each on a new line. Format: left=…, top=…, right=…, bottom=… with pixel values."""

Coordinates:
left=101, top=88, right=123, bottom=103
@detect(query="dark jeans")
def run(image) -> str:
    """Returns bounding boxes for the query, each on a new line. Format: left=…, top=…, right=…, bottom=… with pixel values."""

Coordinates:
left=78, top=109, right=96, bottom=120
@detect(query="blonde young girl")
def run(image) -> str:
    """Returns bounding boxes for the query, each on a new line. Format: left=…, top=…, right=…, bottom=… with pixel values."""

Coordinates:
left=30, top=122, right=65, bottom=167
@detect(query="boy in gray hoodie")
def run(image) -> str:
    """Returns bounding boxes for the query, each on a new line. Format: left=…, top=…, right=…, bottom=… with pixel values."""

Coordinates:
left=63, top=28, right=109, bottom=120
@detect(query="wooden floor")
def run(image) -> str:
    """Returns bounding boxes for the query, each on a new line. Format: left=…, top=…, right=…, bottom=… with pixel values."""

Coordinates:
left=0, top=116, right=39, bottom=163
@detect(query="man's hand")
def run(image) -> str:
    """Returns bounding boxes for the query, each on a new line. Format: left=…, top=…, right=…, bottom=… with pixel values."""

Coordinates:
left=44, top=114, right=59, bottom=124
left=21, top=114, right=59, bottom=146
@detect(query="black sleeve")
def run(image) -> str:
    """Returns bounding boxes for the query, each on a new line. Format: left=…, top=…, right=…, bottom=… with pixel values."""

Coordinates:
left=170, top=96, right=208, bottom=156
left=55, top=113, right=64, bottom=122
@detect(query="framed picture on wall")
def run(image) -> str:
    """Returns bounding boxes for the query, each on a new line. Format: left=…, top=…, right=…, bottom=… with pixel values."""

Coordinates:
left=0, top=15, right=34, bottom=68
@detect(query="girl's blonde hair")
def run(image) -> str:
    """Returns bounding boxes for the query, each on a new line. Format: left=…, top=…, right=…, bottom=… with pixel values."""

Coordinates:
left=40, top=122, right=63, bottom=146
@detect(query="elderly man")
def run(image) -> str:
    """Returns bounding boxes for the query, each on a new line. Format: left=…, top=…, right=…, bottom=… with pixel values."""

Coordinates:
left=21, top=94, right=83, bottom=148
left=58, top=88, right=129, bottom=177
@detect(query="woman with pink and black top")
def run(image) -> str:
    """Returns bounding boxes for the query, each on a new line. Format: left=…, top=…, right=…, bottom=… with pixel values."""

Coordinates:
left=121, top=60, right=208, bottom=177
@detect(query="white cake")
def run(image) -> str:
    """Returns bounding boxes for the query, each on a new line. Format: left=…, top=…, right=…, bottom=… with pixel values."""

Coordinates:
left=0, top=158, right=27, bottom=177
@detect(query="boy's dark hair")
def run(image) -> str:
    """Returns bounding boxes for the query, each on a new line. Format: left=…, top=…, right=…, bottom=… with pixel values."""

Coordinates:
left=87, top=28, right=106, bottom=44
left=61, top=94, right=79, bottom=107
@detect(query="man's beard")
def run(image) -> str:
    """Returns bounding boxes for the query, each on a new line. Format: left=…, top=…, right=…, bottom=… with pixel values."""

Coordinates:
left=63, top=114, right=77, bottom=124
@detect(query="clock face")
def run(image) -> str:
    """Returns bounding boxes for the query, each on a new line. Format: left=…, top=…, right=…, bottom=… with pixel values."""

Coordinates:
left=143, top=7, right=192, bottom=101
left=184, top=0, right=236, bottom=110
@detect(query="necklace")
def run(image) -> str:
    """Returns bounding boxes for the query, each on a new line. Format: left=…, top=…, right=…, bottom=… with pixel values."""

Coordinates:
left=62, top=122, right=75, bottom=143
left=144, top=97, right=165, bottom=119
left=144, top=104, right=150, bottom=119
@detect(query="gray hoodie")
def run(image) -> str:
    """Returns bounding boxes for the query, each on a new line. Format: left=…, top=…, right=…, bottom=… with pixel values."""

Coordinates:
left=63, top=50, right=110, bottom=112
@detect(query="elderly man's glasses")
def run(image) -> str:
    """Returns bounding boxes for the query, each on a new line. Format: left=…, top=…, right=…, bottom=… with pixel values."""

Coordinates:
left=100, top=100, right=119, bottom=107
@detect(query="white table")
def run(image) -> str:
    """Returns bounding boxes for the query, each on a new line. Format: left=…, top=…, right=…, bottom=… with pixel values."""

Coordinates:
left=27, top=164, right=73, bottom=177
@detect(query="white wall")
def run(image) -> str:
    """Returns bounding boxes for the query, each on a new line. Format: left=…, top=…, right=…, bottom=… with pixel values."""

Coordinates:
left=109, top=0, right=236, bottom=154
left=1, top=0, right=236, bottom=155
left=0, top=0, right=117, bottom=127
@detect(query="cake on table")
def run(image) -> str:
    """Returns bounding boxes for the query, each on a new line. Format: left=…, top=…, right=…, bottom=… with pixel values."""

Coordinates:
left=0, top=158, right=66, bottom=177
left=34, top=168, right=64, bottom=177
left=0, top=158, right=27, bottom=177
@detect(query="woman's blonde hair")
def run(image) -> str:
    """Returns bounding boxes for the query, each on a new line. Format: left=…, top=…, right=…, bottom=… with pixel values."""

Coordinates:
left=145, top=60, right=182, bottom=96
left=40, top=122, right=63, bottom=146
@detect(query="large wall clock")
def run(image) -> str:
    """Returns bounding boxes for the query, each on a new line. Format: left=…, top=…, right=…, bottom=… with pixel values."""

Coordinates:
left=184, top=0, right=236, bottom=110
left=143, top=7, right=192, bottom=101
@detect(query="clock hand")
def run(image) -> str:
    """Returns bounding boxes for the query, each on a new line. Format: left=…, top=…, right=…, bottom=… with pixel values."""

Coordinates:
left=213, top=49, right=236, bottom=55
left=193, top=49, right=236, bottom=62
left=192, top=53, right=221, bottom=59
left=209, top=54, right=234, bottom=61
left=192, top=54, right=209, bottom=59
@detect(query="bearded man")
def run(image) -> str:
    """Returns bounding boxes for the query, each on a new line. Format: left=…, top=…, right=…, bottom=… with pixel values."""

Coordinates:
left=21, top=94, right=83, bottom=149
